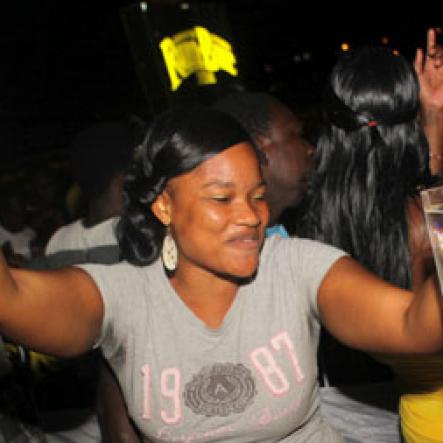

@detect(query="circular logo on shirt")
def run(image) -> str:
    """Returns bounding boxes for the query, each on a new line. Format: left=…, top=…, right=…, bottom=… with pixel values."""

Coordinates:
left=184, top=362, right=256, bottom=417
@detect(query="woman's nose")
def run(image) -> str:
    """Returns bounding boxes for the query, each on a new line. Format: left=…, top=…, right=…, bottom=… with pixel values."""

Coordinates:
left=235, top=200, right=262, bottom=227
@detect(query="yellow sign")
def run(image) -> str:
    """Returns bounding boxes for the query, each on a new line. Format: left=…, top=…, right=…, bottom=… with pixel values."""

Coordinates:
left=160, top=26, right=238, bottom=92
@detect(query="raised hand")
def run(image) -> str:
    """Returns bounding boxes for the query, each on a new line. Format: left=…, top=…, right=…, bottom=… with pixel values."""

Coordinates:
left=415, top=28, right=443, bottom=175
left=415, top=28, right=443, bottom=110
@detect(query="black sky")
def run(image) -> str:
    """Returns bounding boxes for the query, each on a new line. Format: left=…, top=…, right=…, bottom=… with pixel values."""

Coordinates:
left=0, top=1, right=440, bottom=160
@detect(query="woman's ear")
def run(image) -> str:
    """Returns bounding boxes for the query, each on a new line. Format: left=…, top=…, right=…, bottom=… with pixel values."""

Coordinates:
left=151, top=191, right=172, bottom=225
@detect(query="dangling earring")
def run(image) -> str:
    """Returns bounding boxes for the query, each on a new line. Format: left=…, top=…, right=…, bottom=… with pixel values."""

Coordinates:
left=162, top=231, right=178, bottom=272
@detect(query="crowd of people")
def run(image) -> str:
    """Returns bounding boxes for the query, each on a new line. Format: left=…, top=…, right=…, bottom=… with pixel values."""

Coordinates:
left=0, top=27, right=442, bottom=443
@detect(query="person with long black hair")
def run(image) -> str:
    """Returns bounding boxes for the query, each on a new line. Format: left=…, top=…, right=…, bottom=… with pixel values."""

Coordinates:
left=0, top=105, right=442, bottom=442
left=297, top=29, right=443, bottom=443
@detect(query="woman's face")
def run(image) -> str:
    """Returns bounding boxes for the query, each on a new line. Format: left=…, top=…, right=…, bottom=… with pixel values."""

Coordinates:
left=154, top=142, right=269, bottom=279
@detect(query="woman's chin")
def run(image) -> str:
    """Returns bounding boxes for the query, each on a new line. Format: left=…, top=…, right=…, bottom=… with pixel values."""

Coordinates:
left=220, top=258, right=260, bottom=280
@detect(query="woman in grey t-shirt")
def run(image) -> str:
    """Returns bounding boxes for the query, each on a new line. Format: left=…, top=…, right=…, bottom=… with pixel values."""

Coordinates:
left=0, top=106, right=442, bottom=442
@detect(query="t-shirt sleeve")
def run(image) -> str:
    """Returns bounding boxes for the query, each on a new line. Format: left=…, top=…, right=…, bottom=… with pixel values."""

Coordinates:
left=295, top=238, right=348, bottom=317
left=76, top=262, right=129, bottom=354
left=45, top=229, right=62, bottom=255
left=264, top=236, right=348, bottom=318
left=26, top=227, right=37, bottom=241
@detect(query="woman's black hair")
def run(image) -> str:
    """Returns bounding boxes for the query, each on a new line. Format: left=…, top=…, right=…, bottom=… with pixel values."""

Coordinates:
left=117, top=105, right=251, bottom=266
left=297, top=46, right=435, bottom=289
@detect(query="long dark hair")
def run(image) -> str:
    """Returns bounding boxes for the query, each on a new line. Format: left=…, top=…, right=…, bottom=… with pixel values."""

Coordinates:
left=117, top=105, right=251, bottom=266
left=298, top=46, right=434, bottom=289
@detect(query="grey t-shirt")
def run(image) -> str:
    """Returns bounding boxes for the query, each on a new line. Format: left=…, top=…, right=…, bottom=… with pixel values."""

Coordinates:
left=80, top=236, right=347, bottom=442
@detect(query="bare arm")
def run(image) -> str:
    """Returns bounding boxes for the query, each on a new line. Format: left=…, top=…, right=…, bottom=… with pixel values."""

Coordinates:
left=318, top=256, right=443, bottom=354
left=415, top=28, right=443, bottom=176
left=97, top=358, right=142, bottom=443
left=0, top=253, right=103, bottom=357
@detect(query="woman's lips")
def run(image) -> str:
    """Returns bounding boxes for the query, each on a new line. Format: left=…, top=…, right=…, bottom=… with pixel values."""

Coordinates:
left=226, top=233, right=261, bottom=250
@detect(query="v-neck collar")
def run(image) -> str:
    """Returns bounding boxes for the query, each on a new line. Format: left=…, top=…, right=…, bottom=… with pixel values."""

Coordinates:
left=153, top=259, right=248, bottom=338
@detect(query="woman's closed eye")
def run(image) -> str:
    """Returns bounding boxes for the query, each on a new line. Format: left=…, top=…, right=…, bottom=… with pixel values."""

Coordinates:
left=252, top=193, right=266, bottom=201
left=211, top=195, right=232, bottom=203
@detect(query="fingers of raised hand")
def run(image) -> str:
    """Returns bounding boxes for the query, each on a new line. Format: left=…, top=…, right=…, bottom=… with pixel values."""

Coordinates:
left=427, top=28, right=443, bottom=69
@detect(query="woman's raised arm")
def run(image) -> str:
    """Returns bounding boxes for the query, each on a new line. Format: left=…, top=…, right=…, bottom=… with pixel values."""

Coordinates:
left=0, top=253, right=103, bottom=357
left=318, top=256, right=443, bottom=354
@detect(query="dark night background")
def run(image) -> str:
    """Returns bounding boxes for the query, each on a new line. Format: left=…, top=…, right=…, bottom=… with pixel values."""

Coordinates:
left=0, top=1, right=439, bottom=428
left=0, top=1, right=440, bottom=168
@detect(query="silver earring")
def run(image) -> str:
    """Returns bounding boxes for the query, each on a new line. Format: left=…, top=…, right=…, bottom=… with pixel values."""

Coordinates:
left=162, top=232, right=178, bottom=271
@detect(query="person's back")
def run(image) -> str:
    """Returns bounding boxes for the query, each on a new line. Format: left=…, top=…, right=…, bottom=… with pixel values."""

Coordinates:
left=297, top=45, right=442, bottom=442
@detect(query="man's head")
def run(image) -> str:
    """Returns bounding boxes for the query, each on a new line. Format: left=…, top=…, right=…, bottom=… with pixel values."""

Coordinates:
left=0, top=190, right=26, bottom=233
left=70, top=120, right=137, bottom=220
left=214, top=92, right=314, bottom=225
